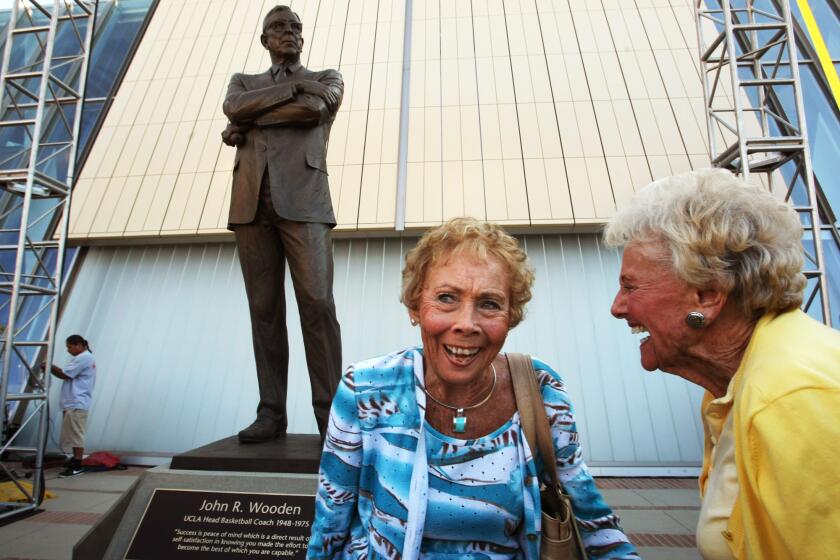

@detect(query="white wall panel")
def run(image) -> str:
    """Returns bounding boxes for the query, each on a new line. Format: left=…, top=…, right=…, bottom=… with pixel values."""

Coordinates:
left=54, top=235, right=704, bottom=467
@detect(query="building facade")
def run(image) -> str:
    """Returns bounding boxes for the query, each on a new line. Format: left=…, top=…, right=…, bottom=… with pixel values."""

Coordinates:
left=2, top=0, right=834, bottom=472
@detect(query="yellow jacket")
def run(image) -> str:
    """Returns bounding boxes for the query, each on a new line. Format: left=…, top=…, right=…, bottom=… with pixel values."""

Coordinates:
left=699, top=310, right=840, bottom=559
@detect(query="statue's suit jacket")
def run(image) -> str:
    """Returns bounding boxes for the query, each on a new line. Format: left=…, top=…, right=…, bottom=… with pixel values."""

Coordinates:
left=222, top=64, right=343, bottom=228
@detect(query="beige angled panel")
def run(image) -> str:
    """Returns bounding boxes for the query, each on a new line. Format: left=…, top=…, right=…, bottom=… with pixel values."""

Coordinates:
left=517, top=104, right=543, bottom=160
left=180, top=172, right=215, bottom=233
left=535, top=103, right=562, bottom=159
left=88, top=177, right=126, bottom=237
left=670, top=97, right=707, bottom=156
left=540, top=158, right=574, bottom=224
left=631, top=99, right=668, bottom=156
left=111, top=124, right=147, bottom=178
left=203, top=171, right=232, bottom=232
left=71, top=177, right=109, bottom=237
left=336, top=164, right=363, bottom=229
left=93, top=126, right=131, bottom=179
left=422, top=160, right=443, bottom=225
left=605, top=156, right=636, bottom=209
left=441, top=161, right=465, bottom=221
left=523, top=159, right=552, bottom=221
left=68, top=177, right=94, bottom=235
left=650, top=99, right=687, bottom=156
left=373, top=163, right=398, bottom=226
left=123, top=175, right=163, bottom=236
left=593, top=100, right=624, bottom=158
left=460, top=105, right=481, bottom=162
left=462, top=160, right=486, bottom=220
left=483, top=159, right=507, bottom=222
left=70, top=0, right=712, bottom=241
left=143, top=173, right=179, bottom=235
left=404, top=162, right=424, bottom=224
left=565, top=158, right=595, bottom=221
left=107, top=177, right=144, bottom=236
left=612, top=99, right=646, bottom=157
left=626, top=155, right=653, bottom=195
left=586, top=157, right=616, bottom=220
left=501, top=159, right=529, bottom=224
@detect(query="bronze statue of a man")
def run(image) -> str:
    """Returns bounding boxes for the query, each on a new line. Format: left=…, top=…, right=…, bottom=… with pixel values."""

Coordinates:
left=221, top=5, right=342, bottom=442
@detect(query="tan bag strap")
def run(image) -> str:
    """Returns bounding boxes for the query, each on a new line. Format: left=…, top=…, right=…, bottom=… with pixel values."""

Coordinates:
left=508, top=352, right=538, bottom=460
left=508, top=353, right=588, bottom=559
left=507, top=353, right=564, bottom=504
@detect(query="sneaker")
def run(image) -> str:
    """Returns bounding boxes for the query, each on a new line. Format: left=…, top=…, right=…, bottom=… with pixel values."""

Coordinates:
left=59, top=460, right=85, bottom=477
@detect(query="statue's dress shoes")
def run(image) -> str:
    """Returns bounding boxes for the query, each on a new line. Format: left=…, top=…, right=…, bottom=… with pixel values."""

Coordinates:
left=238, top=417, right=286, bottom=443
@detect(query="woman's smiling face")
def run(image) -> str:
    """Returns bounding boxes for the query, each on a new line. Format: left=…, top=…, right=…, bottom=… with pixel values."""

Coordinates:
left=611, top=243, right=698, bottom=373
left=410, top=252, right=511, bottom=391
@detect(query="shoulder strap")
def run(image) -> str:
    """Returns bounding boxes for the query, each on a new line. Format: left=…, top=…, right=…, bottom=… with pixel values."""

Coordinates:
left=509, top=354, right=587, bottom=559
left=508, top=352, right=538, bottom=458
left=507, top=353, right=562, bottom=498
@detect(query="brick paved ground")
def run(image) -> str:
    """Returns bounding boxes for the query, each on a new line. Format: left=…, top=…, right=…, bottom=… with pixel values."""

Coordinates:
left=0, top=468, right=701, bottom=559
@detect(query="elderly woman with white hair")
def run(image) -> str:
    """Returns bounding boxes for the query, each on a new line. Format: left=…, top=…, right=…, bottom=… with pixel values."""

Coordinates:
left=605, top=168, right=840, bottom=559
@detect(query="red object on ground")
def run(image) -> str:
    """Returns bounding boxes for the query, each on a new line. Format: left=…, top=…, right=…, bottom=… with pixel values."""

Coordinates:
left=81, top=451, right=121, bottom=468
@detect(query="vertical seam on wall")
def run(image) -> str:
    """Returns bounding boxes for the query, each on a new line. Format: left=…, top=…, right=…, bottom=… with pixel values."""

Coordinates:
left=592, top=235, right=637, bottom=463
left=572, top=234, right=615, bottom=458
left=566, top=6, right=617, bottom=209
left=337, top=1, right=351, bottom=68
left=354, top=0, right=382, bottom=229
left=395, top=0, right=413, bottom=231
left=438, top=0, right=444, bottom=222
left=188, top=244, right=224, bottom=444
left=151, top=3, right=216, bottom=236
left=334, top=0, right=351, bottom=226
left=74, top=0, right=161, bottom=189
left=193, top=0, right=251, bottom=234
left=533, top=0, right=574, bottom=222
left=501, top=0, right=532, bottom=222
left=100, top=0, right=188, bottom=237
left=665, top=1, right=719, bottom=161
left=304, top=0, right=324, bottom=69
left=469, top=0, right=488, bottom=221
left=599, top=1, right=655, bottom=180
left=631, top=1, right=693, bottom=169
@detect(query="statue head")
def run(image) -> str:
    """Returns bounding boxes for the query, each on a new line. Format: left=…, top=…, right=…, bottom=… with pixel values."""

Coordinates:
left=260, top=5, right=304, bottom=64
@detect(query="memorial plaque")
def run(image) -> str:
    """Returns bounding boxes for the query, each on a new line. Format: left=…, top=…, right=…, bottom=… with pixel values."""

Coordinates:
left=125, top=488, right=314, bottom=559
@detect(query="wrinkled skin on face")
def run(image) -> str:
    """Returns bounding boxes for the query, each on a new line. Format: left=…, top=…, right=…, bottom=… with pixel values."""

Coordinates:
left=610, top=243, right=699, bottom=373
left=409, top=253, right=511, bottom=400
left=260, top=10, right=304, bottom=63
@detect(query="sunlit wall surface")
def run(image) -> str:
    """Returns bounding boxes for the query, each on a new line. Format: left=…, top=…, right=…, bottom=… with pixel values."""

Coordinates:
left=0, top=0, right=155, bottom=401
left=69, top=0, right=714, bottom=239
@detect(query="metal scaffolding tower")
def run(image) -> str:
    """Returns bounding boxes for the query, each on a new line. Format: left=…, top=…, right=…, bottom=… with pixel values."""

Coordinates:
left=696, top=0, right=833, bottom=326
left=0, top=0, right=96, bottom=521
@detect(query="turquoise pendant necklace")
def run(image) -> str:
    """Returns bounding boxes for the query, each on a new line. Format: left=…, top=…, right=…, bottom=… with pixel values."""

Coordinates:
left=423, top=363, right=498, bottom=433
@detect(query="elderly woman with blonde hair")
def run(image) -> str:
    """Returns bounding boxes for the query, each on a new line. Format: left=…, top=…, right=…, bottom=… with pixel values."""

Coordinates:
left=308, top=218, right=637, bottom=558
left=605, top=168, right=840, bottom=559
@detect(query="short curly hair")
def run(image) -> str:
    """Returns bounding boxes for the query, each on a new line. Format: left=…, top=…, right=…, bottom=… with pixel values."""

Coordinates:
left=401, top=218, right=534, bottom=328
left=603, top=168, right=806, bottom=316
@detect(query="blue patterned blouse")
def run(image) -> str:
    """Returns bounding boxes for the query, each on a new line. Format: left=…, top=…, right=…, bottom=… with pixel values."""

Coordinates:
left=306, top=348, right=639, bottom=559
left=422, top=416, right=524, bottom=557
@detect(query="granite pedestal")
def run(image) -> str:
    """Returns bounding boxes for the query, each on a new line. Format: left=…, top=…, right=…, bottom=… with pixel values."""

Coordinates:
left=74, top=435, right=323, bottom=559
left=170, top=434, right=323, bottom=473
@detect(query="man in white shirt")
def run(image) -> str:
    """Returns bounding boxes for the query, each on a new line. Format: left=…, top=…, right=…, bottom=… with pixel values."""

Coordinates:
left=48, top=334, right=96, bottom=477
